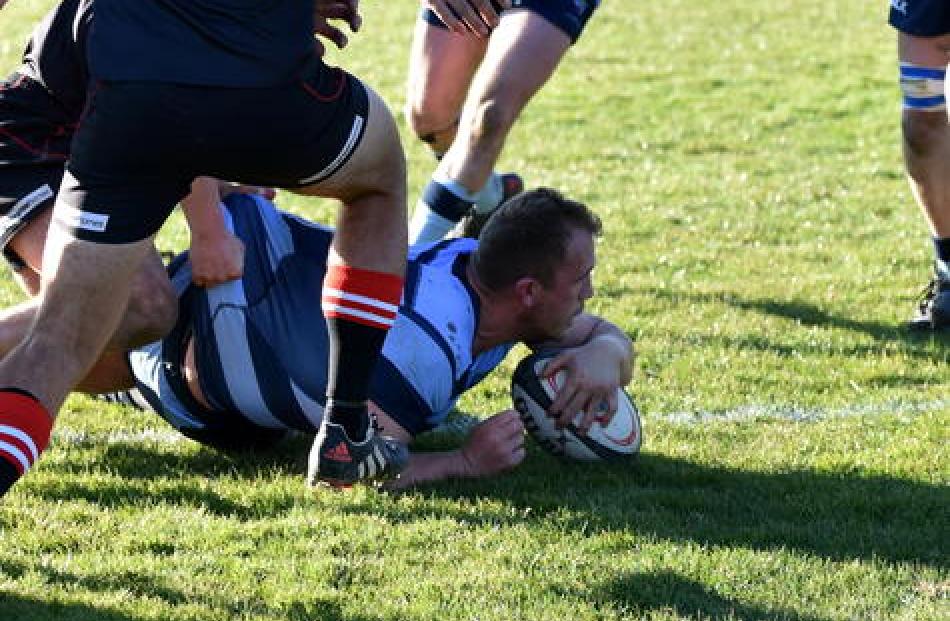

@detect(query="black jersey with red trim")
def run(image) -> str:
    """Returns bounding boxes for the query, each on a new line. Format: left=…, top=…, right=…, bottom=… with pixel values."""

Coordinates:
left=88, top=0, right=318, bottom=87
left=16, top=0, right=93, bottom=123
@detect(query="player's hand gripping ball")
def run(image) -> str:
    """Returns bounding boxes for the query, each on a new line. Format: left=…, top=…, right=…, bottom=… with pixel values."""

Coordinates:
left=511, top=350, right=642, bottom=461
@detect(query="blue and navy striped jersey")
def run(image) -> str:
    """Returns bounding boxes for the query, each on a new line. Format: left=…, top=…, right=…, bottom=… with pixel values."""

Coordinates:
left=129, top=194, right=514, bottom=437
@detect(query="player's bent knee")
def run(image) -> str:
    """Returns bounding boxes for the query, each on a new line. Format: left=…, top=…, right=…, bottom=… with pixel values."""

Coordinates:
left=124, top=268, right=177, bottom=347
left=406, top=103, right=457, bottom=144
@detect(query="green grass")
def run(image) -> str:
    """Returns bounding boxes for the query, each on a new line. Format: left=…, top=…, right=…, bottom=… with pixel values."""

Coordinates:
left=0, top=1, right=948, bottom=619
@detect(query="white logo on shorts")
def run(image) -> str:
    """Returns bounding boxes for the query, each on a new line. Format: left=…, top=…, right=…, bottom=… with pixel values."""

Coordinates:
left=891, top=0, right=907, bottom=15
left=57, top=206, right=110, bottom=233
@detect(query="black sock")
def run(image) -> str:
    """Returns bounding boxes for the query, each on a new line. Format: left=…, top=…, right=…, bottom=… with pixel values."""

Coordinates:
left=934, top=237, right=950, bottom=264
left=0, top=459, right=19, bottom=496
left=321, top=265, right=403, bottom=441
left=324, top=318, right=388, bottom=440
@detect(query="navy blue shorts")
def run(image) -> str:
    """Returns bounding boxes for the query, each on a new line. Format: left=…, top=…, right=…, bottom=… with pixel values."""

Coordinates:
left=422, top=0, right=601, bottom=43
left=60, top=60, right=369, bottom=244
left=890, top=0, right=950, bottom=37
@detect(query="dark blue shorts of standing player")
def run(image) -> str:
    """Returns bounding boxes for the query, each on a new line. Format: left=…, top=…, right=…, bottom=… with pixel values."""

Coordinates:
left=0, top=73, right=76, bottom=268
left=59, top=59, right=369, bottom=244
left=889, top=0, right=950, bottom=37
left=422, top=0, right=601, bottom=43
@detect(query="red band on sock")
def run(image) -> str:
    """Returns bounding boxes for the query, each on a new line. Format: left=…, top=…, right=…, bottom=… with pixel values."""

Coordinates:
left=0, top=391, right=52, bottom=475
left=322, top=265, right=404, bottom=329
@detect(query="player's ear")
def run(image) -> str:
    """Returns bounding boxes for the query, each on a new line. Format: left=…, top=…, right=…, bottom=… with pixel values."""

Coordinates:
left=513, top=276, right=542, bottom=308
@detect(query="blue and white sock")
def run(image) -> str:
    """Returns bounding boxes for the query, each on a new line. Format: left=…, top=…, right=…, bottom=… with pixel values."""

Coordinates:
left=472, top=172, right=505, bottom=215
left=409, top=177, right=476, bottom=244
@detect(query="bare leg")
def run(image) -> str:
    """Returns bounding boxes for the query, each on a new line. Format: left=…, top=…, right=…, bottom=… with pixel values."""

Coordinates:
left=405, top=18, right=487, bottom=156
left=899, top=33, right=950, bottom=328
left=899, top=33, right=950, bottom=236
left=0, top=215, right=156, bottom=413
left=295, top=85, right=407, bottom=274
left=410, top=11, right=571, bottom=243
left=0, top=206, right=177, bottom=390
left=439, top=11, right=571, bottom=192
left=0, top=213, right=157, bottom=492
left=295, top=83, right=411, bottom=484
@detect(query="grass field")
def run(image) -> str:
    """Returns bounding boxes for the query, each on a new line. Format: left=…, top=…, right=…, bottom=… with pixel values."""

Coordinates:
left=0, top=1, right=948, bottom=620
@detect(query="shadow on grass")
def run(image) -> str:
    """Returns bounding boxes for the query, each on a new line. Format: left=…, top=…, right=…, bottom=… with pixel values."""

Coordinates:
left=0, top=593, right=143, bottom=621
left=27, top=430, right=948, bottom=569
left=0, top=557, right=373, bottom=621
left=645, top=287, right=950, bottom=357
left=353, top=451, right=948, bottom=569
left=30, top=436, right=310, bottom=519
left=0, top=557, right=188, bottom=608
left=597, top=570, right=829, bottom=621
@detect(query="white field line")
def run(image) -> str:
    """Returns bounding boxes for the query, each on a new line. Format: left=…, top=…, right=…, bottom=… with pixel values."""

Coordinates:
left=51, top=398, right=949, bottom=447
left=437, top=398, right=950, bottom=436
left=650, top=398, right=950, bottom=425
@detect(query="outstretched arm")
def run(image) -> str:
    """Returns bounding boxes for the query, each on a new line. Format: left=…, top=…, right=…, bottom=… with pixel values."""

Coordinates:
left=374, top=404, right=525, bottom=490
left=529, top=313, right=635, bottom=433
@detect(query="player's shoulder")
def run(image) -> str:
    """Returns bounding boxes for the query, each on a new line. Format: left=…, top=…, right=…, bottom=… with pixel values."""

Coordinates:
left=406, top=239, right=477, bottom=312
left=408, top=237, right=477, bottom=264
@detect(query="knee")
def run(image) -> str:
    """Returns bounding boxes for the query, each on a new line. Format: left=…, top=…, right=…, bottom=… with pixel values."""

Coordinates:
left=405, top=100, right=456, bottom=145
left=902, top=109, right=949, bottom=157
left=124, top=270, right=178, bottom=347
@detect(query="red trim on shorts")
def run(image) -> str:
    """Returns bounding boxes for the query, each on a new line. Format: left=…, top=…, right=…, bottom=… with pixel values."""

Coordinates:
left=74, top=80, right=102, bottom=135
left=0, top=126, right=69, bottom=160
left=300, top=67, right=346, bottom=102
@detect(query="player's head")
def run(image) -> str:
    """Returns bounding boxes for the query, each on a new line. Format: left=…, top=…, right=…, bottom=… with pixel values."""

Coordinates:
left=473, top=188, right=602, bottom=339
left=474, top=187, right=601, bottom=290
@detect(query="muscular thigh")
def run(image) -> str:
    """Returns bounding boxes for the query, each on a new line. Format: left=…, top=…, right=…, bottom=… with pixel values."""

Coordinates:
left=293, top=81, right=404, bottom=202
left=467, top=11, right=572, bottom=113
left=406, top=17, right=487, bottom=130
left=899, top=35, right=950, bottom=70
left=511, top=0, right=601, bottom=43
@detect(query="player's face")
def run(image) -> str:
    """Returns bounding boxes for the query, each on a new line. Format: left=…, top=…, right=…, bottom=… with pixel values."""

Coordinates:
left=531, top=228, right=596, bottom=339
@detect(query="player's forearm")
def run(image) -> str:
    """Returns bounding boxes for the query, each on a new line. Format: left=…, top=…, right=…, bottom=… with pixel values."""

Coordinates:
left=386, top=450, right=470, bottom=489
left=181, top=177, right=228, bottom=243
left=537, top=315, right=635, bottom=382
left=587, top=331, right=635, bottom=386
left=586, top=320, right=635, bottom=384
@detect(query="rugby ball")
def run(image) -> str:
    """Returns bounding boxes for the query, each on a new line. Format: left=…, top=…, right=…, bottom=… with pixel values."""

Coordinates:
left=511, top=350, right=642, bottom=462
